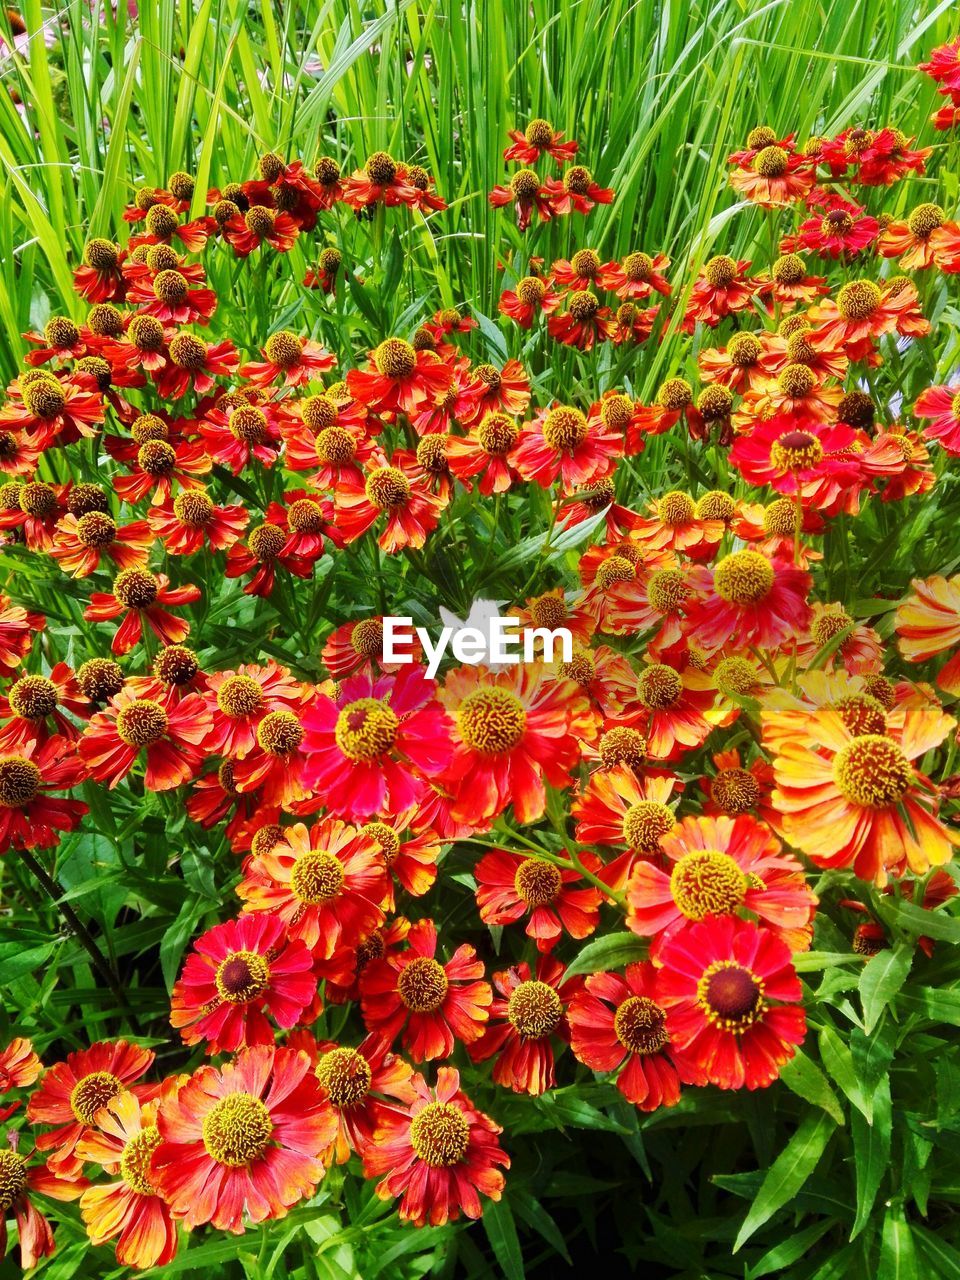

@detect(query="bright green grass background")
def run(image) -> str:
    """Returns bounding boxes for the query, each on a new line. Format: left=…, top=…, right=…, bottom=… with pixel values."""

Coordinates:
left=3, top=2, right=960, bottom=1278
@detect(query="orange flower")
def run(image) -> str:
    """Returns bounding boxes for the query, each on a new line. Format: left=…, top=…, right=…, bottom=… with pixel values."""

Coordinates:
left=473, top=847, right=603, bottom=951
left=768, top=702, right=959, bottom=884
left=895, top=573, right=960, bottom=694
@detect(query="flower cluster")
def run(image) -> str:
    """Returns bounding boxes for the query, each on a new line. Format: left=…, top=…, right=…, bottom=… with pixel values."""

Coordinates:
left=4, top=48, right=960, bottom=1274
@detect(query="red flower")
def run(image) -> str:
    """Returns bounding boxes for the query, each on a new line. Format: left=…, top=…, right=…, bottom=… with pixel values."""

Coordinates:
left=148, top=485, right=248, bottom=555
left=457, top=359, right=531, bottom=426
left=312, top=1033, right=416, bottom=1165
left=542, top=165, right=614, bottom=214
left=0, top=1146, right=86, bottom=1269
left=114, top=436, right=212, bottom=506
left=229, top=703, right=313, bottom=805
left=152, top=1045, right=334, bottom=1232
left=222, top=206, right=300, bottom=255
left=300, top=666, right=453, bottom=820
left=154, top=334, right=239, bottom=398
left=341, top=151, right=418, bottom=208
left=27, top=1039, right=155, bottom=1178
left=0, top=1037, right=41, bottom=1091
left=498, top=275, right=563, bottom=328
left=124, top=263, right=217, bottom=324
left=171, top=912, right=316, bottom=1054
left=572, top=765, right=680, bottom=887
left=51, top=509, right=153, bottom=578
left=347, top=339, right=453, bottom=416
left=240, top=330, right=336, bottom=388
left=504, top=118, right=578, bottom=164
left=547, top=290, right=617, bottom=349
left=0, top=594, right=44, bottom=677
left=729, top=146, right=815, bottom=206
left=439, top=664, right=591, bottom=825
left=914, top=384, right=960, bottom=455
left=683, top=551, right=812, bottom=653
left=321, top=616, right=424, bottom=679
left=626, top=813, right=817, bottom=955
left=364, top=1067, right=508, bottom=1226
left=729, top=416, right=865, bottom=506
left=682, top=256, right=764, bottom=330
left=488, top=169, right=556, bottom=230
left=568, top=962, right=704, bottom=1109
left=80, top=685, right=211, bottom=791
left=446, top=412, right=522, bottom=494
left=73, top=237, right=127, bottom=302
left=236, top=817, right=388, bottom=957
left=511, top=403, right=620, bottom=491
left=655, top=916, right=807, bottom=1090
left=0, top=373, right=105, bottom=446
left=77, top=1090, right=178, bottom=1271
left=84, top=568, right=200, bottom=655
left=604, top=251, right=672, bottom=299
left=334, top=458, right=445, bottom=553
left=202, top=662, right=304, bottom=758
left=0, top=735, right=88, bottom=851
left=360, top=918, right=491, bottom=1061
left=469, top=955, right=577, bottom=1094
left=474, top=848, right=603, bottom=951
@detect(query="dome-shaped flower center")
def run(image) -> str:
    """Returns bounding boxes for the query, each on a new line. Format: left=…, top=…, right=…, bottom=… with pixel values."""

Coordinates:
left=356, top=929, right=386, bottom=968
left=316, top=1047, right=372, bottom=1108
left=697, top=961, right=766, bottom=1029
left=245, top=205, right=275, bottom=237
left=727, top=332, right=762, bottom=367
left=288, top=498, right=323, bottom=532
left=398, top=956, right=448, bottom=1012
left=595, top=555, right=635, bottom=591
left=762, top=497, right=799, bottom=536
left=622, top=799, right=675, bottom=851
left=670, top=849, right=748, bottom=920
left=256, top=710, right=303, bottom=756
left=138, top=440, right=177, bottom=478
left=656, top=490, right=695, bottom=525
left=772, top=253, right=805, bottom=286
left=657, top=378, right=692, bottom=411
left=864, top=674, right=895, bottom=710
left=510, top=168, right=540, bottom=198
left=754, top=144, right=789, bottom=177
left=116, top=699, right=168, bottom=747
left=113, top=567, right=159, bottom=610
left=131, top=413, right=168, bottom=444
left=77, top=659, right=123, bottom=702
left=822, top=209, right=854, bottom=236
left=596, top=396, right=632, bottom=434
left=119, top=1126, right=161, bottom=1196
left=695, top=490, right=736, bottom=523
left=168, top=334, right=206, bottom=371
left=264, top=331, right=302, bottom=369
left=711, top=768, right=761, bottom=814
left=213, top=198, right=241, bottom=225
left=614, top=995, right=668, bottom=1055
left=315, top=426, right=356, bottom=466
left=746, top=125, right=777, bottom=150
left=713, top=551, right=774, bottom=605
left=362, top=820, right=401, bottom=862
left=646, top=568, right=688, bottom=614
left=598, top=726, right=647, bottom=768
left=334, top=698, right=399, bottom=761
left=410, top=1101, right=469, bottom=1167
left=365, top=150, right=397, bottom=184
left=365, top=467, right=411, bottom=511
left=301, top=395, right=338, bottom=432
left=528, top=592, right=567, bottom=629
left=71, top=1071, right=122, bottom=1125
left=837, top=280, right=882, bottom=321
left=770, top=427, right=823, bottom=472
left=636, top=664, right=682, bottom=710
left=567, top=289, right=599, bottom=321
left=248, top=522, right=287, bottom=562
left=173, top=489, right=214, bottom=526
left=350, top=618, right=384, bottom=658
left=542, top=406, right=588, bottom=452
left=44, top=316, right=79, bottom=348
left=697, top=385, right=734, bottom=421
left=229, top=406, right=268, bottom=444
left=202, top=1093, right=273, bottom=1167
left=516, top=276, right=546, bottom=305
left=558, top=652, right=596, bottom=685
left=84, top=237, right=119, bottom=269
left=703, top=255, right=737, bottom=288
left=19, top=481, right=57, bottom=517
left=153, top=269, right=188, bottom=304
left=525, top=117, right=554, bottom=146
left=216, top=674, right=265, bottom=718
left=290, top=850, right=345, bottom=904
left=620, top=251, right=652, bottom=283
left=514, top=857, right=562, bottom=907
left=215, top=950, right=271, bottom=1003
left=833, top=734, right=911, bottom=807
left=0, top=757, right=42, bottom=807
left=9, top=675, right=57, bottom=720
left=570, top=248, right=601, bottom=278
left=0, top=1149, right=27, bottom=1212
left=250, top=823, right=284, bottom=858
left=776, top=363, right=817, bottom=399
left=416, top=435, right=448, bottom=473
left=218, top=760, right=237, bottom=794
left=907, top=202, right=944, bottom=238
left=833, top=693, right=886, bottom=737
left=374, top=338, right=416, bottom=379
left=457, top=687, right=527, bottom=753
left=713, top=656, right=760, bottom=696
left=811, top=608, right=853, bottom=647
left=508, top=980, right=562, bottom=1039
left=477, top=412, right=519, bottom=455
left=76, top=511, right=117, bottom=548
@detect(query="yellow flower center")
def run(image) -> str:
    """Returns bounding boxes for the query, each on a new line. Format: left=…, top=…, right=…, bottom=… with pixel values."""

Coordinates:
left=116, top=699, right=168, bottom=747
left=657, top=490, right=695, bottom=526
left=365, top=151, right=397, bottom=184
left=114, top=567, right=159, bottom=609
left=457, top=687, right=527, bottom=753
left=695, top=490, right=736, bottom=522
left=713, top=551, right=774, bottom=605
left=711, top=768, right=761, bottom=814
left=248, top=522, right=287, bottom=561
left=595, top=556, right=635, bottom=590
left=334, top=698, right=399, bottom=761
left=77, top=511, right=117, bottom=548
left=0, top=1150, right=27, bottom=1212
left=697, top=961, right=767, bottom=1031
left=833, top=734, right=911, bottom=807
left=120, top=1126, right=161, bottom=1196
left=656, top=378, right=692, bottom=411
left=598, top=727, right=647, bottom=768
left=9, top=675, right=57, bottom=720
left=374, top=338, right=416, bottom=379
left=776, top=364, right=817, bottom=399
left=514, top=857, right=562, bottom=906
left=516, top=276, right=546, bottom=306
left=542, top=406, right=588, bottom=452
left=264, top=331, right=302, bottom=369
left=362, top=820, right=401, bottom=862
left=670, top=849, right=749, bottom=920
left=770, top=427, right=823, bottom=471
left=316, top=1047, right=372, bottom=1108
left=256, top=709, right=303, bottom=756
left=398, top=956, right=448, bottom=1012
left=907, top=202, right=944, bottom=238
left=622, top=800, right=675, bottom=851
left=762, top=498, right=799, bottom=536
left=71, top=1071, right=122, bottom=1125
left=636, top=664, right=682, bottom=710
left=202, top=1093, right=273, bottom=1167
left=217, top=674, right=265, bottom=718
left=291, top=850, right=345, bottom=904
left=614, top=995, right=668, bottom=1055
left=772, top=253, right=805, bottom=284
left=410, top=1102, right=469, bottom=1167
left=507, top=980, right=562, bottom=1039
left=837, top=280, right=882, bottom=321
left=703, top=255, right=737, bottom=288
left=834, top=693, right=887, bottom=737
left=0, top=757, right=42, bottom=807
left=366, top=467, right=411, bottom=510
left=173, top=489, right=214, bottom=526
left=524, top=118, right=554, bottom=146
left=215, top=950, right=271, bottom=1004
left=754, top=145, right=789, bottom=176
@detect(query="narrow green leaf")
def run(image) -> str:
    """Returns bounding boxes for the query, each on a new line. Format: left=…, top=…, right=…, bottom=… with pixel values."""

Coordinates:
left=563, top=932, right=647, bottom=980
left=859, top=941, right=913, bottom=1033
left=733, top=1111, right=836, bottom=1251
left=483, top=1197, right=525, bottom=1280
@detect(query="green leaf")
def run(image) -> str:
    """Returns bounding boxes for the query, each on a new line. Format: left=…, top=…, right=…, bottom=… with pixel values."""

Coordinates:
left=878, top=1206, right=919, bottom=1280
left=778, top=1049, right=845, bottom=1124
left=850, top=1080, right=892, bottom=1238
left=483, top=1197, right=525, bottom=1280
left=563, top=932, right=647, bottom=980
left=859, top=941, right=913, bottom=1033
left=733, top=1111, right=836, bottom=1251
